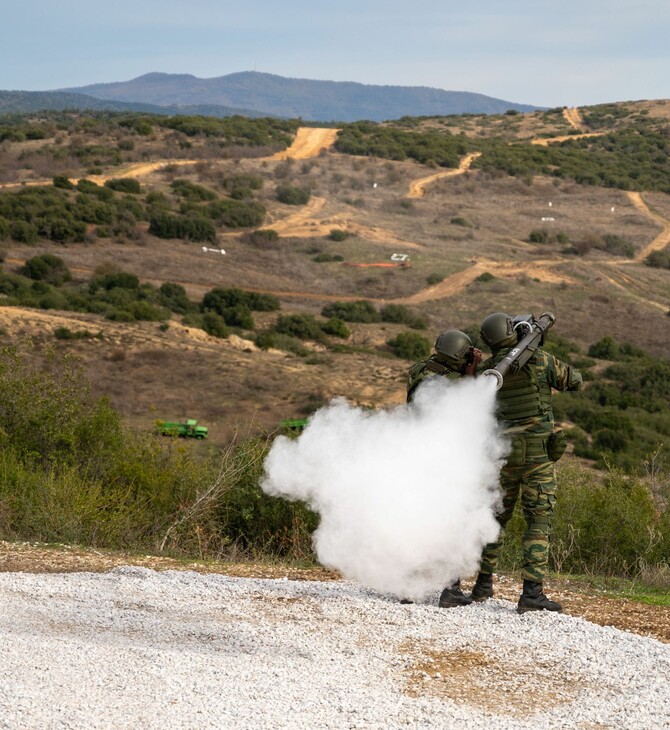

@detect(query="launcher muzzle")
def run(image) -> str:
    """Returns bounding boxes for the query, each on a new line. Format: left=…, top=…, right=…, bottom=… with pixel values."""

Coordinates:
left=482, top=312, right=556, bottom=390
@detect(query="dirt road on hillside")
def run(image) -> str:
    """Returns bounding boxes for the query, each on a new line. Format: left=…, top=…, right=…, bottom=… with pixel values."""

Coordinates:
left=0, top=160, right=199, bottom=190
left=396, top=258, right=575, bottom=304
left=563, top=107, right=586, bottom=130
left=271, top=127, right=339, bottom=160
left=406, top=152, right=481, bottom=198
left=627, top=191, right=670, bottom=261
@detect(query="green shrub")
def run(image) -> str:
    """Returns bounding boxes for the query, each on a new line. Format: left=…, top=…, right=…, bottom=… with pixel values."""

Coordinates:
left=149, top=213, right=217, bottom=243
left=9, top=220, right=38, bottom=243
left=201, top=287, right=279, bottom=314
left=550, top=463, right=665, bottom=577
left=328, top=229, right=349, bottom=241
left=322, top=300, right=380, bottom=323
left=321, top=317, right=350, bottom=338
left=646, top=250, right=670, bottom=269
left=19, top=254, right=72, bottom=286
left=450, top=216, right=471, bottom=227
left=475, top=272, right=495, bottom=282
left=254, top=331, right=309, bottom=356
left=426, top=273, right=445, bottom=286
left=54, top=327, right=93, bottom=340
left=170, top=179, right=217, bottom=202
left=528, top=229, right=549, bottom=243
left=588, top=336, right=619, bottom=359
left=158, top=282, right=195, bottom=314
left=599, top=233, right=634, bottom=258
left=380, top=303, right=427, bottom=329
left=105, top=178, right=141, bottom=194
left=53, top=175, right=75, bottom=190
left=273, top=314, right=326, bottom=342
left=206, top=199, right=265, bottom=228
left=246, top=229, right=279, bottom=246
left=276, top=185, right=310, bottom=205
left=313, top=253, right=344, bottom=263
left=201, top=312, right=230, bottom=338
left=387, top=331, right=431, bottom=360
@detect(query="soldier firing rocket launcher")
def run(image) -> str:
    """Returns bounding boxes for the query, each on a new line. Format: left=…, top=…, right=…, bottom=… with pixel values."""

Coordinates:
left=482, top=311, right=556, bottom=390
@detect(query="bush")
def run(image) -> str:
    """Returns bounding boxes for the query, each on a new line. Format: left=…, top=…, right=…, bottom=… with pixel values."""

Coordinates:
left=201, top=287, right=279, bottom=314
left=201, top=312, right=230, bottom=338
left=380, top=304, right=427, bottom=329
left=328, top=229, right=349, bottom=241
left=273, top=314, right=326, bottom=342
left=19, top=254, right=72, bottom=286
left=246, top=229, right=279, bottom=246
left=206, top=199, right=265, bottom=228
left=53, top=175, right=74, bottom=190
left=313, top=253, right=344, bottom=263
left=475, top=272, right=495, bottom=282
left=105, top=178, right=141, bottom=194
left=646, top=250, right=670, bottom=269
left=387, top=332, right=431, bottom=360
left=322, top=300, right=380, bottom=323
left=148, top=213, right=217, bottom=243
left=54, top=327, right=93, bottom=340
left=588, top=336, right=619, bottom=359
left=9, top=220, right=38, bottom=244
left=426, top=273, right=444, bottom=286
left=528, top=229, right=549, bottom=243
left=321, top=317, right=350, bottom=338
left=549, top=463, right=665, bottom=577
left=254, top=331, right=309, bottom=356
left=170, top=179, right=217, bottom=202
left=276, top=185, right=310, bottom=205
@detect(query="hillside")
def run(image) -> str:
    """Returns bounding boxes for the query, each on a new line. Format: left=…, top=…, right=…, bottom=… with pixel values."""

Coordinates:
left=62, top=71, right=541, bottom=122
left=0, top=104, right=668, bottom=458
left=0, top=89, right=275, bottom=119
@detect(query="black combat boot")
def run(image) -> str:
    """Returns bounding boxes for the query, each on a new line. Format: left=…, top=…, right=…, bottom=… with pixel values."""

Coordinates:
left=470, top=572, right=494, bottom=602
left=438, top=580, right=473, bottom=608
left=517, top=580, right=562, bottom=614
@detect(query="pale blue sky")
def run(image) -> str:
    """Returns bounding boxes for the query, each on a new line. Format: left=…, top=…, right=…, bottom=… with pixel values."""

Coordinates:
left=2, top=0, right=668, bottom=107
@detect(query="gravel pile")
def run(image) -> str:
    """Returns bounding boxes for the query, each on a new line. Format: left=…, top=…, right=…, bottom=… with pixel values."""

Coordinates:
left=0, top=567, right=668, bottom=729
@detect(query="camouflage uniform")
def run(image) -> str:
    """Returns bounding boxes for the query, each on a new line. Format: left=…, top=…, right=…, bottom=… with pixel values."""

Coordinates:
left=478, top=348, right=582, bottom=582
left=406, top=355, right=463, bottom=402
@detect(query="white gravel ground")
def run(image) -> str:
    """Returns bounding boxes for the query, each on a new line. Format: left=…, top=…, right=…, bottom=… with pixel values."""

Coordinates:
left=0, top=567, right=668, bottom=729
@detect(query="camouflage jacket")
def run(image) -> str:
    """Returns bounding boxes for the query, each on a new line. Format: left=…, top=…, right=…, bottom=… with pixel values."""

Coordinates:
left=481, top=347, right=582, bottom=436
left=406, top=355, right=464, bottom=402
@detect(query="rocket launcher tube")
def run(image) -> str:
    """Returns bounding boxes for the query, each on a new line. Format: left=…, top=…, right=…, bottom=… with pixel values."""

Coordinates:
left=482, top=312, right=556, bottom=390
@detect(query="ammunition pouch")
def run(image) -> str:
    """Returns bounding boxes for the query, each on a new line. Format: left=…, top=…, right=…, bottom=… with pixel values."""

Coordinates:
left=547, top=429, right=567, bottom=462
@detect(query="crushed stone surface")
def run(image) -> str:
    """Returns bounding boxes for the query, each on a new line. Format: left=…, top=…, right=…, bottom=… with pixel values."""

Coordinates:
left=0, top=567, right=668, bottom=729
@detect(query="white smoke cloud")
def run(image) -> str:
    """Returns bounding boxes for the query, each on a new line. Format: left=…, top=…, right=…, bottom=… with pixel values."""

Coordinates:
left=262, top=377, right=508, bottom=600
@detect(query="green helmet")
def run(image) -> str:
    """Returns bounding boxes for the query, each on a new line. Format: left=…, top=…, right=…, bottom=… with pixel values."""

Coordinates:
left=434, top=329, right=472, bottom=368
left=480, top=312, right=516, bottom=350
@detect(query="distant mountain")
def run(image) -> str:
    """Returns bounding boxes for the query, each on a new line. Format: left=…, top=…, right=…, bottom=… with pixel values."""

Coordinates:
left=0, top=90, right=271, bottom=118
left=62, top=71, right=541, bottom=122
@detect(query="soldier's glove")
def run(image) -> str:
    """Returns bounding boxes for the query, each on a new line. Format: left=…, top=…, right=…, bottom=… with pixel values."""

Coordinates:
left=465, top=347, right=483, bottom=376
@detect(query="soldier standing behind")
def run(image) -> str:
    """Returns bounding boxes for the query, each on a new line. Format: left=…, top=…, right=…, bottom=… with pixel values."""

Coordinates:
left=470, top=312, right=582, bottom=613
left=405, top=329, right=482, bottom=607
left=406, top=329, right=482, bottom=403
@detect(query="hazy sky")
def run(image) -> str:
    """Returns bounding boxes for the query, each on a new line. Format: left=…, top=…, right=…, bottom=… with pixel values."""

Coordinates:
left=2, top=0, right=668, bottom=107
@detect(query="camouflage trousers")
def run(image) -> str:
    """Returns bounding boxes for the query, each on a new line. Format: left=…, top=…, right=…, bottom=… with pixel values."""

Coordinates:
left=479, top=459, right=557, bottom=582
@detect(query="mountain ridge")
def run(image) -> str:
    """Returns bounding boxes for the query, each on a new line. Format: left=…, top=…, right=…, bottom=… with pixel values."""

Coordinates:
left=59, top=71, right=542, bottom=122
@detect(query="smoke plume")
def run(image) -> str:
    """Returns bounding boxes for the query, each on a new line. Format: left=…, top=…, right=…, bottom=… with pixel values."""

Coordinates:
left=262, top=377, right=507, bottom=600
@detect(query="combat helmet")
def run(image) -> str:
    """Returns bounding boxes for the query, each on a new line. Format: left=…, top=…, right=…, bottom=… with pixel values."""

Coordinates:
left=434, top=329, right=472, bottom=369
left=480, top=312, right=516, bottom=350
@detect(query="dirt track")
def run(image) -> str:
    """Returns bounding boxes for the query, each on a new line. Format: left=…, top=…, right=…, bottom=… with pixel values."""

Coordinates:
left=396, top=258, right=575, bottom=304
left=406, top=152, right=481, bottom=198
left=271, top=127, right=339, bottom=160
